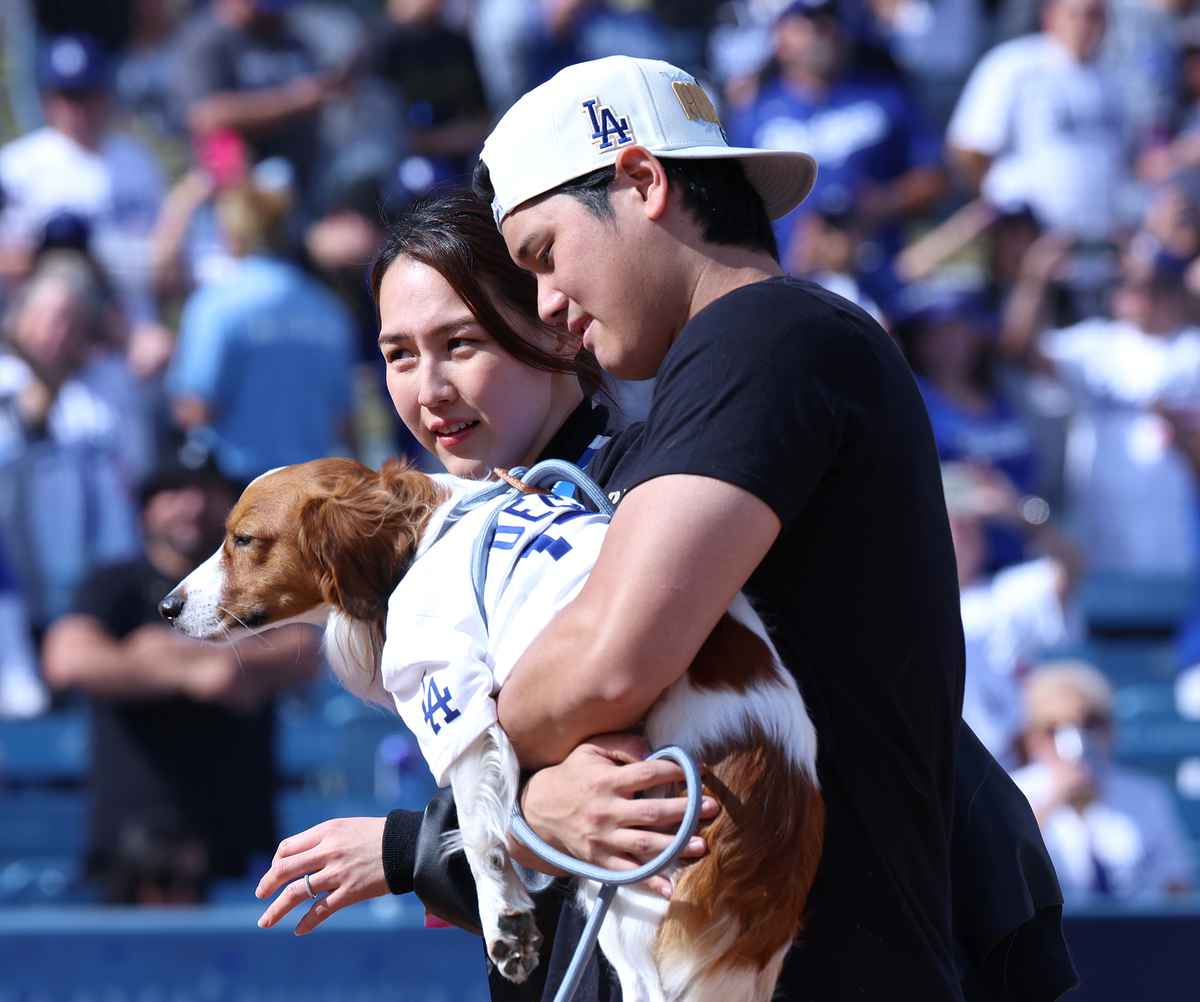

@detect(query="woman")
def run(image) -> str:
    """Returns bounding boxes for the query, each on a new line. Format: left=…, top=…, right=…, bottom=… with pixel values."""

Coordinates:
left=253, top=192, right=696, bottom=965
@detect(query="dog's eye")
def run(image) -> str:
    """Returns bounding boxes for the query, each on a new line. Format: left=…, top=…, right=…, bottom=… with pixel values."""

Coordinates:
left=233, top=534, right=254, bottom=548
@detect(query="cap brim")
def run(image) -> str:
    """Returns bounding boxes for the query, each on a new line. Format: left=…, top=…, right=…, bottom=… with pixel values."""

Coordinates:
left=653, top=146, right=817, bottom=220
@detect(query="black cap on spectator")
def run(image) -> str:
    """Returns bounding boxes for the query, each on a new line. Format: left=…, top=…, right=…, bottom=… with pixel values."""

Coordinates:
left=39, top=211, right=92, bottom=255
left=37, top=35, right=111, bottom=95
left=137, top=455, right=236, bottom=509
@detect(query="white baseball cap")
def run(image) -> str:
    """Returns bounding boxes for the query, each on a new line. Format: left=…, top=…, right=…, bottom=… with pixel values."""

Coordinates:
left=480, top=55, right=818, bottom=227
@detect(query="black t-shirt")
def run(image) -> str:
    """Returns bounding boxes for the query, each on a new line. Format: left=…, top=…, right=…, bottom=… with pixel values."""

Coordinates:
left=366, top=22, right=488, bottom=130
left=72, top=559, right=277, bottom=879
left=588, top=277, right=965, bottom=997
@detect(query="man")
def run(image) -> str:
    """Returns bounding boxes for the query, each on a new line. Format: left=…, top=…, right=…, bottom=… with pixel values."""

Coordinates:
left=947, top=0, right=1129, bottom=242
left=42, top=459, right=321, bottom=903
left=467, top=53, right=952, bottom=999
left=175, top=0, right=339, bottom=206
left=1001, top=241, right=1200, bottom=575
left=389, top=57, right=1073, bottom=1002
left=0, top=34, right=165, bottom=322
left=1014, top=661, right=1195, bottom=900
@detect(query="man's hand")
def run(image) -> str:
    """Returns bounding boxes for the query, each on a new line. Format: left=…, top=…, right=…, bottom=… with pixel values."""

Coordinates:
left=508, top=733, right=719, bottom=899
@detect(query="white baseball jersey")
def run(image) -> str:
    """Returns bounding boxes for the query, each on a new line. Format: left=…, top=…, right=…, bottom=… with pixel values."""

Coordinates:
left=383, top=479, right=609, bottom=786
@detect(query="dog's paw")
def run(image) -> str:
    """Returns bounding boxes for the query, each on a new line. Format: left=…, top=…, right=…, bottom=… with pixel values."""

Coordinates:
left=488, top=909, right=543, bottom=983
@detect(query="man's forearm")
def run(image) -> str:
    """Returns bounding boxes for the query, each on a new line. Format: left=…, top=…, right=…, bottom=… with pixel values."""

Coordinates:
left=187, top=79, right=323, bottom=135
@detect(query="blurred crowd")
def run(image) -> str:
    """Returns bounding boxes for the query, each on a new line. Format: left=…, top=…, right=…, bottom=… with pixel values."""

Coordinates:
left=1, top=0, right=1199, bottom=906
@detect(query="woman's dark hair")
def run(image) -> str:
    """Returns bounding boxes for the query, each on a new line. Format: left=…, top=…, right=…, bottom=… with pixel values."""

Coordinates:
left=473, top=157, right=778, bottom=259
left=369, top=188, right=603, bottom=396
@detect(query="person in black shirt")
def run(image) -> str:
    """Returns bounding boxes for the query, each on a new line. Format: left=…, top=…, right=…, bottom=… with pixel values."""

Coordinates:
left=467, top=56, right=1073, bottom=1001
left=42, top=460, right=321, bottom=903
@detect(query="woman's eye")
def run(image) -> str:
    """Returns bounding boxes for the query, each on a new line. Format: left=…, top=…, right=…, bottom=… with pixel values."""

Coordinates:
left=539, top=245, right=553, bottom=268
left=386, top=348, right=414, bottom=364
left=448, top=337, right=476, bottom=353
left=233, top=534, right=254, bottom=548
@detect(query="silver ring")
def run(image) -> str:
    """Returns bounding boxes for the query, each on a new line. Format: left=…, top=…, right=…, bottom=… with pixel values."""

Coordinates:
left=304, top=873, right=319, bottom=900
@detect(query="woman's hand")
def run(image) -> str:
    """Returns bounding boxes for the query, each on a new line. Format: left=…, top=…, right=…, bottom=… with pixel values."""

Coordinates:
left=508, top=733, right=719, bottom=899
left=255, top=817, right=388, bottom=934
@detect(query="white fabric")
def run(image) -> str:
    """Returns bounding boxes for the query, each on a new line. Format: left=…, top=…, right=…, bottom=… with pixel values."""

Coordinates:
left=481, top=55, right=816, bottom=224
left=383, top=480, right=609, bottom=786
left=947, top=35, right=1128, bottom=239
left=0, top=127, right=165, bottom=321
left=0, top=591, right=46, bottom=719
left=1043, top=320, right=1200, bottom=574
left=1012, top=762, right=1196, bottom=899
left=961, top=559, right=1069, bottom=765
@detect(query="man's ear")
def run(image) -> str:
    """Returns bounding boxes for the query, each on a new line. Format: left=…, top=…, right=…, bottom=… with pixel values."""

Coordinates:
left=613, top=146, right=670, bottom=221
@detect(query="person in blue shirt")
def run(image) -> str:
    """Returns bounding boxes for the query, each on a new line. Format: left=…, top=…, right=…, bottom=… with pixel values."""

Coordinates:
left=896, top=286, right=1038, bottom=570
left=726, top=0, right=946, bottom=295
left=167, top=176, right=356, bottom=482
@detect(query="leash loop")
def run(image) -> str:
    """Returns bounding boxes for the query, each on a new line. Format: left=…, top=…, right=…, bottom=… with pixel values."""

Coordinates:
left=509, top=745, right=704, bottom=1002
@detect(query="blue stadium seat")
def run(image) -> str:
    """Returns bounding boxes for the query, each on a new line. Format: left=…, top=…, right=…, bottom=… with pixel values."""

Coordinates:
left=1079, top=572, right=1197, bottom=634
left=0, top=710, right=87, bottom=784
left=0, top=791, right=88, bottom=857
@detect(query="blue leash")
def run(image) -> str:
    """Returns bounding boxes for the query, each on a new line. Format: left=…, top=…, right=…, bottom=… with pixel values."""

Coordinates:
left=456, top=462, right=704, bottom=1002
left=509, top=746, right=703, bottom=1002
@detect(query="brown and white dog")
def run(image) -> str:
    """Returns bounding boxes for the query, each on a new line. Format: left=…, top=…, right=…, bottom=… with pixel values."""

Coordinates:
left=160, top=457, right=823, bottom=1002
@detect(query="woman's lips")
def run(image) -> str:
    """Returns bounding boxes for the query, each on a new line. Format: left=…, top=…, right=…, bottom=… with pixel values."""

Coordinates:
left=433, top=419, right=480, bottom=449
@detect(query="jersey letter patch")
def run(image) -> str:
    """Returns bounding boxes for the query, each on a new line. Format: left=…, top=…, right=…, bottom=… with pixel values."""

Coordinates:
left=422, top=676, right=461, bottom=734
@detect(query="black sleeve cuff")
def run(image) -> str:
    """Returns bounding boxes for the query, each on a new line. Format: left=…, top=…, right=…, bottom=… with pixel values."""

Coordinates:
left=382, top=809, right=422, bottom=895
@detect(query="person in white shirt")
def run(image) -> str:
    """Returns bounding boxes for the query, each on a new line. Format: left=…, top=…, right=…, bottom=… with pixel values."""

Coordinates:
left=1012, top=661, right=1196, bottom=900
left=1003, top=239, right=1200, bottom=574
left=0, top=254, right=149, bottom=635
left=0, top=35, right=165, bottom=325
left=946, top=0, right=1132, bottom=241
left=945, top=462, right=1080, bottom=764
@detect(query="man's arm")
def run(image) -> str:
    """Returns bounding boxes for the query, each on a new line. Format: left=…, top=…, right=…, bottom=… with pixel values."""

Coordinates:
left=496, top=474, right=780, bottom=768
left=44, top=616, right=320, bottom=708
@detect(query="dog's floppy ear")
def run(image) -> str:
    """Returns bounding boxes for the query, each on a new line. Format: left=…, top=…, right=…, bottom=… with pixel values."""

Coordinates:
left=296, top=460, right=443, bottom=622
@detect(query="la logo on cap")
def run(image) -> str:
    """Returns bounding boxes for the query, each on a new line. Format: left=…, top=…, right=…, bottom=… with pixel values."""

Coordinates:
left=582, top=98, right=634, bottom=152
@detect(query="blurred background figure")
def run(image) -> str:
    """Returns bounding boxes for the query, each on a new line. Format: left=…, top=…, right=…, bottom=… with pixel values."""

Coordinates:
left=897, top=284, right=1039, bottom=568
left=0, top=252, right=150, bottom=646
left=947, top=0, right=1134, bottom=246
left=1013, top=661, right=1196, bottom=901
left=175, top=0, right=342, bottom=211
left=41, top=457, right=320, bottom=904
left=0, top=34, right=165, bottom=324
left=165, top=171, right=356, bottom=482
left=361, top=0, right=489, bottom=190
left=727, top=0, right=946, bottom=306
left=1002, top=237, right=1200, bottom=576
left=945, top=462, right=1081, bottom=764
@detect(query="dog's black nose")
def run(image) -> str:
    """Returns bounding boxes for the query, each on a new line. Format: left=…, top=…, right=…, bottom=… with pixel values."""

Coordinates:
left=158, top=591, right=185, bottom=623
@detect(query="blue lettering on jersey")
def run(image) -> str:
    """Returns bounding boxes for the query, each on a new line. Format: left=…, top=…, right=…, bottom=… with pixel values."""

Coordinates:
left=490, top=493, right=587, bottom=559
left=520, top=533, right=573, bottom=561
left=583, top=98, right=635, bottom=151
left=422, top=676, right=461, bottom=734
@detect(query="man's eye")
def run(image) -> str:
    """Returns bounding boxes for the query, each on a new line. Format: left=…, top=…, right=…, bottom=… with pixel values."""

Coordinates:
left=539, top=245, right=553, bottom=268
left=386, top=348, right=414, bottom=364
left=233, top=534, right=254, bottom=548
left=448, top=337, right=476, bottom=353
